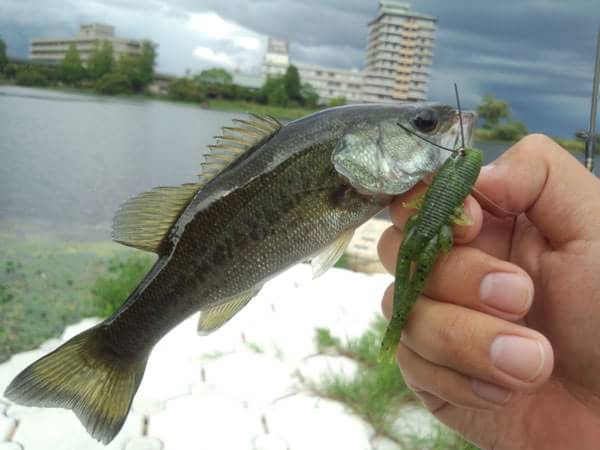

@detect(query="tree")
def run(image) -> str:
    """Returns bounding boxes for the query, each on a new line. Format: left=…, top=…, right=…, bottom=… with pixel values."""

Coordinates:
left=261, top=75, right=289, bottom=106
left=167, top=78, right=205, bottom=102
left=300, top=83, right=319, bottom=108
left=0, top=35, right=7, bottom=74
left=268, top=82, right=289, bottom=106
left=95, top=72, right=130, bottom=95
left=195, top=67, right=232, bottom=85
left=117, top=53, right=143, bottom=92
left=494, top=120, right=529, bottom=141
left=15, top=66, right=49, bottom=87
left=88, top=41, right=114, bottom=81
left=284, top=64, right=302, bottom=104
left=60, top=44, right=85, bottom=85
left=477, top=94, right=510, bottom=129
left=138, top=41, right=156, bottom=87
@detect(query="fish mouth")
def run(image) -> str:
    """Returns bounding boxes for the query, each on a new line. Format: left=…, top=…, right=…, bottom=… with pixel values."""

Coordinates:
left=441, top=111, right=477, bottom=152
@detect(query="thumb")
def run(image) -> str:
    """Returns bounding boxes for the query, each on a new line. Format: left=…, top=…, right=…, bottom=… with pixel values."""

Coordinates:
left=475, top=134, right=600, bottom=246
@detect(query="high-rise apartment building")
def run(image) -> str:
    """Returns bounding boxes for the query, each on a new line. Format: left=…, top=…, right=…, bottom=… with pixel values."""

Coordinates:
left=363, top=1, right=436, bottom=102
left=30, top=23, right=156, bottom=65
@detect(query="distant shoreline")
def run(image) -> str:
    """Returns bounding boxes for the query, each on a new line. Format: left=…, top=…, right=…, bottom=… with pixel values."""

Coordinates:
left=0, top=82, right=587, bottom=152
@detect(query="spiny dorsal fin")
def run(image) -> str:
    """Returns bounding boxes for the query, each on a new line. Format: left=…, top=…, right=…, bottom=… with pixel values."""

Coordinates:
left=112, top=182, right=202, bottom=253
left=197, top=286, right=262, bottom=335
left=311, top=229, right=355, bottom=279
left=198, top=114, right=281, bottom=181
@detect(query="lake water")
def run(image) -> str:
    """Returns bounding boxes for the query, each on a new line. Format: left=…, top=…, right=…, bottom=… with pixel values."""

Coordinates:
left=0, top=85, right=585, bottom=242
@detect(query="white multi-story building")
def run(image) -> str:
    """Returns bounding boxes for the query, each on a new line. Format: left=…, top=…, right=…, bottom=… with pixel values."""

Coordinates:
left=30, top=23, right=156, bottom=65
left=297, top=64, right=364, bottom=103
left=363, top=1, right=436, bottom=102
left=263, top=37, right=364, bottom=104
left=262, top=2, right=436, bottom=105
left=263, top=37, right=289, bottom=77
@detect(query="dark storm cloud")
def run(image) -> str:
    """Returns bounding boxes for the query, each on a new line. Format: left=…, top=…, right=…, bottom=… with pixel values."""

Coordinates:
left=1, top=0, right=599, bottom=136
left=173, top=0, right=600, bottom=135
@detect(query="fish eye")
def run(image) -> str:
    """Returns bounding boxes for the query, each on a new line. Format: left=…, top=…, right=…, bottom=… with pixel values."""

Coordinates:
left=412, top=109, right=438, bottom=134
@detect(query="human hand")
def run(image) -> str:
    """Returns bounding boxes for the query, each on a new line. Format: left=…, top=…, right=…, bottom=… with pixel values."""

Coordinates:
left=377, top=135, right=600, bottom=450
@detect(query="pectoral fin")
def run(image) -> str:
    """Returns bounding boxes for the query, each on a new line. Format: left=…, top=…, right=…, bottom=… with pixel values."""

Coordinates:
left=197, top=286, right=262, bottom=335
left=311, top=229, right=354, bottom=279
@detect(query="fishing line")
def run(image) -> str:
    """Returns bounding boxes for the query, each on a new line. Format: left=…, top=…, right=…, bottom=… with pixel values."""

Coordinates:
left=396, top=88, right=520, bottom=217
left=396, top=122, right=458, bottom=154
left=455, top=84, right=519, bottom=217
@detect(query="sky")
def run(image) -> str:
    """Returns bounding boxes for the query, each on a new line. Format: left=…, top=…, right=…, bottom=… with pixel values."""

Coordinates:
left=1, top=0, right=599, bottom=138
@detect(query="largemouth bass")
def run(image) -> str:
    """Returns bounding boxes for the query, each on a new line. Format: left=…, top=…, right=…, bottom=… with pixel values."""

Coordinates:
left=4, top=103, right=474, bottom=444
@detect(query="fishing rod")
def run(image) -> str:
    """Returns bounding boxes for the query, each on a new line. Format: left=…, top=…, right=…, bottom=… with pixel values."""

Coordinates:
left=584, top=26, right=600, bottom=172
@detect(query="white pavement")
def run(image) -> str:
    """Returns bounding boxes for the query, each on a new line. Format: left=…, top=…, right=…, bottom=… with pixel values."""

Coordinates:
left=0, top=264, right=437, bottom=450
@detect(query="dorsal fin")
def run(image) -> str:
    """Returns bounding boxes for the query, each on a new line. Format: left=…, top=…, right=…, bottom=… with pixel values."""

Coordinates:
left=112, top=182, right=203, bottom=253
left=198, top=114, right=281, bottom=182
left=112, top=114, right=281, bottom=253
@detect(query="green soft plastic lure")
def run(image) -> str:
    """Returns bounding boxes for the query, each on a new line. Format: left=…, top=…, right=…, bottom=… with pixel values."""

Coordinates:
left=380, top=146, right=483, bottom=362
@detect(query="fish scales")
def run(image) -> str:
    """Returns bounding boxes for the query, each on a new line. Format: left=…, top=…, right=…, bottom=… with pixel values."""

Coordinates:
left=105, top=134, right=382, bottom=354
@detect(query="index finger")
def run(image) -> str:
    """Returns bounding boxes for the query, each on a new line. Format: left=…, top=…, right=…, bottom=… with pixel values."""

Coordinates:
left=475, top=134, right=600, bottom=246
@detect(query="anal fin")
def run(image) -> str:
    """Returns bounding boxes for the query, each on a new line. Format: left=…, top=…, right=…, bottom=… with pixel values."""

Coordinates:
left=197, top=286, right=262, bottom=335
left=311, top=229, right=354, bottom=279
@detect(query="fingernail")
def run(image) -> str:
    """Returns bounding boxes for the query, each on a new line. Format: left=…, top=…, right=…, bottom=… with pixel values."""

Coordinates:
left=471, top=379, right=512, bottom=404
left=480, top=273, right=532, bottom=315
left=490, top=335, right=545, bottom=382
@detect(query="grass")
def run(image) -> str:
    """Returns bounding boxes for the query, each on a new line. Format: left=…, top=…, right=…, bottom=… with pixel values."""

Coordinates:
left=5, top=83, right=321, bottom=121
left=91, top=253, right=154, bottom=317
left=206, top=98, right=319, bottom=120
left=475, top=128, right=588, bottom=153
left=305, top=317, right=481, bottom=450
left=0, top=232, right=154, bottom=362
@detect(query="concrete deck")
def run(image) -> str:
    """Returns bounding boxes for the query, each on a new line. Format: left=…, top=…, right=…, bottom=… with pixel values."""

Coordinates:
left=0, top=265, right=435, bottom=450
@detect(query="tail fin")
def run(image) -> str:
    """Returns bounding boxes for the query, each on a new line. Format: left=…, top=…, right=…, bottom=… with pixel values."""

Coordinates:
left=3, top=326, right=148, bottom=444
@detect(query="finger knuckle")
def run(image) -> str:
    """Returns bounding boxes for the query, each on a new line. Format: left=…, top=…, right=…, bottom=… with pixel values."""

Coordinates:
left=518, top=134, right=557, bottom=155
left=435, top=309, right=474, bottom=362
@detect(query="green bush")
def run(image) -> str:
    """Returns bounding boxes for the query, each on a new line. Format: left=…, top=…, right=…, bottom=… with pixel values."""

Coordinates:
left=92, top=254, right=153, bottom=317
left=15, top=66, right=49, bottom=87
left=94, top=73, right=131, bottom=95
left=493, top=120, right=528, bottom=141
left=328, top=96, right=347, bottom=107
left=167, top=78, right=205, bottom=102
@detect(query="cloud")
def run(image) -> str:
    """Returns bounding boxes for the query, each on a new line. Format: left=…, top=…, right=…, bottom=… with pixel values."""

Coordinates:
left=184, top=12, right=266, bottom=71
left=193, top=46, right=235, bottom=68
left=1, top=0, right=599, bottom=137
left=187, top=12, right=244, bottom=40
